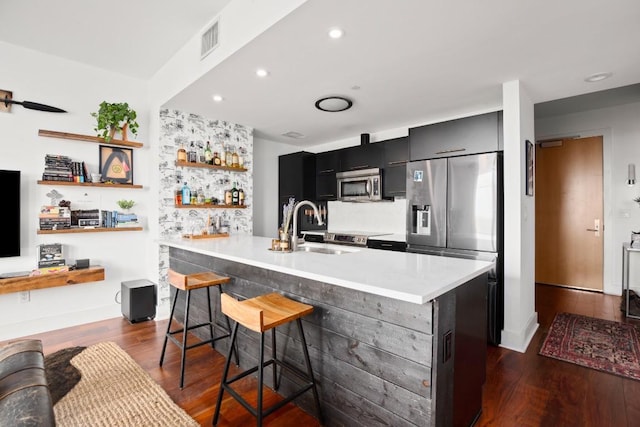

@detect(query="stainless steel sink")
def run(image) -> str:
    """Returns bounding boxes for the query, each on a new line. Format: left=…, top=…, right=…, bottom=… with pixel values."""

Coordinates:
left=296, top=244, right=359, bottom=255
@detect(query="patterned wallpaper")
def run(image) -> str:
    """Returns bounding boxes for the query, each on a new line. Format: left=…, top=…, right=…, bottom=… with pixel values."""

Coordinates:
left=157, top=109, right=253, bottom=305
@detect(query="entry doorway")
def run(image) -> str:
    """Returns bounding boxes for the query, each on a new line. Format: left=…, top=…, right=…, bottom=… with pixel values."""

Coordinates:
left=535, top=136, right=604, bottom=291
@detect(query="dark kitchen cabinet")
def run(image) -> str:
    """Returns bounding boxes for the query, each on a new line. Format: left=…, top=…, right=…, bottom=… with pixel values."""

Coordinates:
left=381, top=136, right=408, bottom=198
left=409, top=111, right=503, bottom=161
left=339, top=143, right=383, bottom=172
left=367, top=238, right=407, bottom=252
left=278, top=151, right=315, bottom=228
left=315, top=150, right=340, bottom=200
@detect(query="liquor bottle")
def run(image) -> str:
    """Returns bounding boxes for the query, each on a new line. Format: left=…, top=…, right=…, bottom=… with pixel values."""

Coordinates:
left=197, top=187, right=205, bottom=205
left=181, top=182, right=191, bottom=205
left=204, top=141, right=213, bottom=164
left=232, top=149, right=239, bottom=168
left=225, top=146, right=233, bottom=168
left=224, top=188, right=232, bottom=205
left=213, top=151, right=221, bottom=166
left=238, top=187, right=245, bottom=206
left=177, top=143, right=187, bottom=162
left=220, top=145, right=227, bottom=166
left=231, top=182, right=239, bottom=205
left=198, top=145, right=205, bottom=163
left=188, top=142, right=197, bottom=163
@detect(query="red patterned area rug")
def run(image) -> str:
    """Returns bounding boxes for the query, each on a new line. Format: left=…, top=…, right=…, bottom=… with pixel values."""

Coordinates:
left=539, top=312, right=640, bottom=381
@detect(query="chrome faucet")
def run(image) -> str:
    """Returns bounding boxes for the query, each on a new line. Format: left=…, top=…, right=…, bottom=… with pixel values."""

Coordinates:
left=291, top=200, right=324, bottom=251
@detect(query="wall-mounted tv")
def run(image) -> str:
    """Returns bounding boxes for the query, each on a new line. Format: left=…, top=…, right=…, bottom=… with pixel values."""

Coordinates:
left=0, top=170, right=20, bottom=257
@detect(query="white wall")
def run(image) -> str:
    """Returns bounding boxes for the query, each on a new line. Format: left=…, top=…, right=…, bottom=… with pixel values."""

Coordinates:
left=0, top=42, right=152, bottom=340
left=253, top=137, right=299, bottom=237
left=536, top=101, right=640, bottom=294
left=500, top=80, right=538, bottom=353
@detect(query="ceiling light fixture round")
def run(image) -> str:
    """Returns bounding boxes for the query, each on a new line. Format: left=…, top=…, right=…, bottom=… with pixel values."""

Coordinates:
left=212, top=94, right=223, bottom=102
left=256, top=68, right=269, bottom=78
left=584, top=72, right=612, bottom=83
left=328, top=27, right=344, bottom=39
left=315, top=96, right=353, bottom=112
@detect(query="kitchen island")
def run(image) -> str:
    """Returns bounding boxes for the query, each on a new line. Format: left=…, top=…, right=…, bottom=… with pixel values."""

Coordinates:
left=159, top=235, right=493, bottom=426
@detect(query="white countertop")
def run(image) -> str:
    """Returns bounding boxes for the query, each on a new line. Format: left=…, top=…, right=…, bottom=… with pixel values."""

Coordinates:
left=159, top=235, right=493, bottom=304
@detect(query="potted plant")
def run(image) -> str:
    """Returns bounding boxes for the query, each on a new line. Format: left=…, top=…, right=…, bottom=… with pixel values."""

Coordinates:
left=117, top=199, right=135, bottom=211
left=91, top=102, right=139, bottom=142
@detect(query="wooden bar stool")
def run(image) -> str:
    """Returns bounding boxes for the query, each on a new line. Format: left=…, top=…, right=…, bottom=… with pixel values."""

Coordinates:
left=213, top=292, right=322, bottom=426
left=159, top=269, right=238, bottom=389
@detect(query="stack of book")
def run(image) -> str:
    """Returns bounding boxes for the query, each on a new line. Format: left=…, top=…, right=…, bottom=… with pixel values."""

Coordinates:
left=42, top=154, right=73, bottom=182
left=71, top=161, right=89, bottom=183
left=37, top=243, right=65, bottom=268
left=39, top=206, right=71, bottom=230
left=101, top=211, right=138, bottom=228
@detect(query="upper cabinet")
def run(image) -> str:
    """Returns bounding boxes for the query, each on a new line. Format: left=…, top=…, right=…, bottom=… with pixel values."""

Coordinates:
left=278, top=151, right=316, bottom=224
left=315, top=150, right=340, bottom=200
left=381, top=136, right=408, bottom=198
left=339, top=143, right=383, bottom=172
left=408, top=111, right=503, bottom=161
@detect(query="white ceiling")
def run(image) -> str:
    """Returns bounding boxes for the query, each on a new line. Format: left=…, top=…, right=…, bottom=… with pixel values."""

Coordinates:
left=0, top=0, right=231, bottom=79
left=2, top=0, right=640, bottom=147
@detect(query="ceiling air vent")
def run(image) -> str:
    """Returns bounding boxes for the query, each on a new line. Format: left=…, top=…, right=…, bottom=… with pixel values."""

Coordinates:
left=201, top=19, right=219, bottom=59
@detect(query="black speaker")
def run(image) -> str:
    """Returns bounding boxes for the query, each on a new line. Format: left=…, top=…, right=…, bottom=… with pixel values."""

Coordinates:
left=121, top=279, right=156, bottom=323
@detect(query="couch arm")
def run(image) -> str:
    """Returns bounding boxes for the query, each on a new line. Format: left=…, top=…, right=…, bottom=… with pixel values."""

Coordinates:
left=0, top=339, right=55, bottom=426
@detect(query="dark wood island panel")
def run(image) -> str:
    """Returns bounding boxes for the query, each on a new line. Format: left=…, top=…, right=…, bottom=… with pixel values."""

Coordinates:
left=168, top=247, right=487, bottom=426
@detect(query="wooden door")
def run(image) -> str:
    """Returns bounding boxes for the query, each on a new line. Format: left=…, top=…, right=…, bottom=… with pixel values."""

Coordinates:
left=535, top=136, right=603, bottom=291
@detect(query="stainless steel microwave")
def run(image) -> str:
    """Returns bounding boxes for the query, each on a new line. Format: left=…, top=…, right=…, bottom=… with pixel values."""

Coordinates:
left=336, top=168, right=382, bottom=202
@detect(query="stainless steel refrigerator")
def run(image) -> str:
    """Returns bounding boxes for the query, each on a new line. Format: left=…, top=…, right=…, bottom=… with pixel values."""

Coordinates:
left=406, top=152, right=503, bottom=345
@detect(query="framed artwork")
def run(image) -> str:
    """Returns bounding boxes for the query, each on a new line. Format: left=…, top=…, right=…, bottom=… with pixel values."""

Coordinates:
left=99, top=145, right=133, bottom=184
left=525, top=139, right=534, bottom=196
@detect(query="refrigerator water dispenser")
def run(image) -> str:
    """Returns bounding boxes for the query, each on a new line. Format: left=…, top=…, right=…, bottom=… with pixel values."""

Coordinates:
left=412, top=205, right=431, bottom=235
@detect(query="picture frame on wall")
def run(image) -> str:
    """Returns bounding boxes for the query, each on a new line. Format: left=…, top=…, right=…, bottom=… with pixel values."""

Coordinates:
left=525, top=139, right=534, bottom=196
left=99, top=145, right=133, bottom=184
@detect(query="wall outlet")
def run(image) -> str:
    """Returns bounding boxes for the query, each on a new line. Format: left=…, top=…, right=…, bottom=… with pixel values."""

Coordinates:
left=19, top=291, right=30, bottom=303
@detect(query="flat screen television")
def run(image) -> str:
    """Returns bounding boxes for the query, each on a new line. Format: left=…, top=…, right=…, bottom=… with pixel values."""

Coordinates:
left=0, top=170, right=20, bottom=257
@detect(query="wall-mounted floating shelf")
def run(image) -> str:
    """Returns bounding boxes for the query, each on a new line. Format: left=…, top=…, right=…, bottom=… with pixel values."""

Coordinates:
left=175, top=160, right=247, bottom=172
left=174, top=204, right=247, bottom=209
left=0, top=266, right=105, bottom=295
left=38, top=129, right=144, bottom=148
left=37, top=181, right=143, bottom=189
left=37, top=227, right=143, bottom=235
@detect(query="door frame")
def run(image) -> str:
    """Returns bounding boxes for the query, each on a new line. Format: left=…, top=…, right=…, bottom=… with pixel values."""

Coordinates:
left=535, top=127, right=613, bottom=294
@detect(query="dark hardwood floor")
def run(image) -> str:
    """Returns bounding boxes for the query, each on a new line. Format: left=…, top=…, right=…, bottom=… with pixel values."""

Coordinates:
left=3, top=283, right=639, bottom=426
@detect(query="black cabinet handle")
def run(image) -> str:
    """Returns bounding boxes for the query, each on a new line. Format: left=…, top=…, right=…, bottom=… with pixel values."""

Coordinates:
left=380, top=243, right=393, bottom=247
left=387, top=160, right=408, bottom=165
left=318, top=194, right=335, bottom=198
left=348, top=165, right=370, bottom=171
left=319, top=169, right=335, bottom=174
left=435, top=148, right=466, bottom=155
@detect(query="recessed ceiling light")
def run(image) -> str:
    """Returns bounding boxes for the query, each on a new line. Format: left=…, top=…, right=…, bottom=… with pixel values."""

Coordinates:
left=315, top=96, right=353, bottom=112
left=256, top=68, right=269, bottom=78
left=328, top=27, right=344, bottom=39
left=212, top=94, right=223, bottom=102
left=584, top=72, right=612, bottom=83
left=282, top=131, right=305, bottom=139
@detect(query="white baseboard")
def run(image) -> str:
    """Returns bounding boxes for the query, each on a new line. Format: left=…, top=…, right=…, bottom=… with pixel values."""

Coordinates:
left=499, top=311, right=539, bottom=353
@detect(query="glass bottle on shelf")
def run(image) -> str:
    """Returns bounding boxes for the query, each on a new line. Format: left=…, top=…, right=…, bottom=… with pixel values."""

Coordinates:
left=225, top=146, right=233, bottom=168
left=213, top=151, right=221, bottom=166
left=224, top=188, right=232, bottom=205
left=231, top=182, right=239, bottom=205
left=181, top=182, right=191, bottom=205
left=220, top=145, right=227, bottom=166
left=188, top=142, right=197, bottom=163
left=177, top=142, right=187, bottom=162
left=175, top=187, right=182, bottom=205
left=197, top=187, right=205, bottom=205
left=198, top=144, right=206, bottom=163
left=232, top=149, right=239, bottom=168
left=204, top=141, right=213, bottom=164
left=238, top=187, right=245, bottom=206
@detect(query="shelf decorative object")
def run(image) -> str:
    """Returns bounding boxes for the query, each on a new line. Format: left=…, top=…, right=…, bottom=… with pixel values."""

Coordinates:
left=99, top=145, right=133, bottom=184
left=91, top=102, right=139, bottom=142
left=117, top=199, right=135, bottom=210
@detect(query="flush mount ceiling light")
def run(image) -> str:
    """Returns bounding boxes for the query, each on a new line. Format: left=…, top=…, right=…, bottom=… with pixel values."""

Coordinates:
left=584, top=72, right=612, bottom=83
left=328, top=27, right=344, bottom=39
left=315, top=96, right=353, bottom=112
left=212, top=94, right=223, bottom=102
left=256, top=68, right=269, bottom=78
